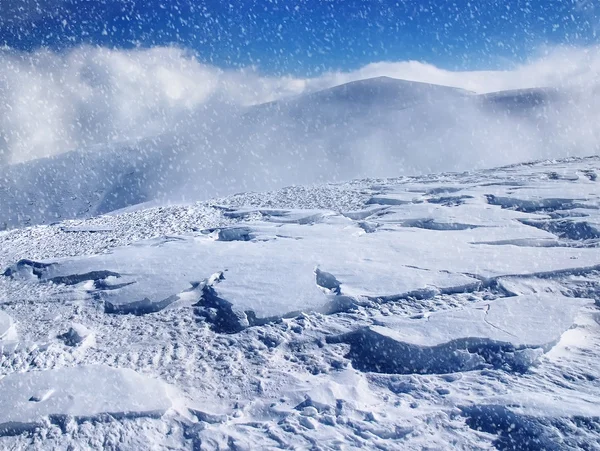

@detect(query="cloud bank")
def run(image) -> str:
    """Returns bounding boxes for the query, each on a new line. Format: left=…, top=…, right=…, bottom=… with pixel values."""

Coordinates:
left=0, top=44, right=599, bottom=169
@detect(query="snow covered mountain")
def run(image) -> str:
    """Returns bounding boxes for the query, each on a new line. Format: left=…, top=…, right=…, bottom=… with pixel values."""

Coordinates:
left=1, top=76, right=596, bottom=230
left=1, top=156, right=599, bottom=449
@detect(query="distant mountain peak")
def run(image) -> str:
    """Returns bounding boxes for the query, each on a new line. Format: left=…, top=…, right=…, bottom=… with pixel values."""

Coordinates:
left=253, top=75, right=471, bottom=114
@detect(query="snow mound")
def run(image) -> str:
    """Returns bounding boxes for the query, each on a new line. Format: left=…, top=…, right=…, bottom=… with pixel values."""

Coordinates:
left=0, top=366, right=174, bottom=436
left=256, top=76, right=470, bottom=121
left=333, top=295, right=592, bottom=374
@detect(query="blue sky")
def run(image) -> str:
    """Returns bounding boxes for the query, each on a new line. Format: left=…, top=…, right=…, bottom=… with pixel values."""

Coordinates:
left=1, top=0, right=598, bottom=75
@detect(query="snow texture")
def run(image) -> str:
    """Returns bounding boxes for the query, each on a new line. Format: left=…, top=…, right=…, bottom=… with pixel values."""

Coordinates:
left=0, top=156, right=599, bottom=449
left=5, top=168, right=600, bottom=332
left=0, top=366, right=174, bottom=436
left=333, top=295, right=592, bottom=374
left=57, top=323, right=94, bottom=347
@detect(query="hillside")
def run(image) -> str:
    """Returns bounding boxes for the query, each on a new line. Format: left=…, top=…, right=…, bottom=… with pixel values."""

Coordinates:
left=1, top=156, right=599, bottom=449
left=1, top=76, right=594, bottom=230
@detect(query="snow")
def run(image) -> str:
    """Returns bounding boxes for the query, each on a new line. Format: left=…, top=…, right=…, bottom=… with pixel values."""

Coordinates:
left=5, top=201, right=598, bottom=332
left=0, top=366, right=174, bottom=436
left=0, top=310, right=14, bottom=342
left=0, top=156, right=599, bottom=449
left=461, top=390, right=600, bottom=451
left=0, top=310, right=18, bottom=354
left=334, top=294, right=592, bottom=374
left=57, top=323, right=94, bottom=347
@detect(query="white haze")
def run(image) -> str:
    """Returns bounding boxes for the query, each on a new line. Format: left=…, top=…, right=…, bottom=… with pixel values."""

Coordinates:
left=0, top=45, right=598, bottom=204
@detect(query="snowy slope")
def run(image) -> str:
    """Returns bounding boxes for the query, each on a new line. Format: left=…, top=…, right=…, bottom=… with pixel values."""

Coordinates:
left=249, top=76, right=471, bottom=124
left=1, top=76, right=596, bottom=230
left=1, top=157, right=599, bottom=449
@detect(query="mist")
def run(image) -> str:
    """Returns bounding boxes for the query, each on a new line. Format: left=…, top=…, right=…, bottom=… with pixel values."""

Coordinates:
left=0, top=44, right=599, bottom=227
left=1, top=44, right=599, bottom=165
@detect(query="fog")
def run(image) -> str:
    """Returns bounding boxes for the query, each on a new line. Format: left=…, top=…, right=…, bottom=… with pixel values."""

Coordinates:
left=0, top=45, right=599, bottom=226
left=1, top=44, right=599, bottom=165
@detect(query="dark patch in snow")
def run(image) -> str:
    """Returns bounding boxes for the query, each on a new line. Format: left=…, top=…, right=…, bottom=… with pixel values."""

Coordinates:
left=57, top=324, right=92, bottom=347
left=2, top=259, right=54, bottom=278
left=582, top=170, right=598, bottom=182
left=520, top=219, right=600, bottom=241
left=462, top=405, right=600, bottom=451
left=401, top=219, right=480, bottom=231
left=485, top=195, right=591, bottom=213
left=194, top=285, right=251, bottom=334
left=104, top=296, right=179, bottom=316
left=315, top=268, right=341, bottom=295
left=463, top=405, right=561, bottom=451
left=330, top=329, right=541, bottom=375
left=49, top=270, right=121, bottom=286
left=426, top=195, right=474, bottom=206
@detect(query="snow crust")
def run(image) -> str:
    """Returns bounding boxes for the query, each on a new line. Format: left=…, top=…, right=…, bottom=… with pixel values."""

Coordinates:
left=5, top=171, right=599, bottom=331
left=0, top=366, right=174, bottom=436
left=334, top=295, right=592, bottom=374
left=0, top=156, right=599, bottom=449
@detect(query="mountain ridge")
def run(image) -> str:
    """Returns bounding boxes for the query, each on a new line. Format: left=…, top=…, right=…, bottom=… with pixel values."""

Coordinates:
left=1, top=76, right=597, bottom=229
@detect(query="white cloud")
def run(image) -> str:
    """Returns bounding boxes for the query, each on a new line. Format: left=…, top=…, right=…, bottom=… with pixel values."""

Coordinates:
left=0, top=44, right=599, bottom=165
left=0, top=45, right=317, bottom=164
left=304, top=46, right=600, bottom=94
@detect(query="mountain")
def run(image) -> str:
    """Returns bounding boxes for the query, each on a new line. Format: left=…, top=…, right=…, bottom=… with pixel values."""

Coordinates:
left=250, top=76, right=472, bottom=122
left=478, top=87, right=563, bottom=113
left=0, top=76, right=596, bottom=229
